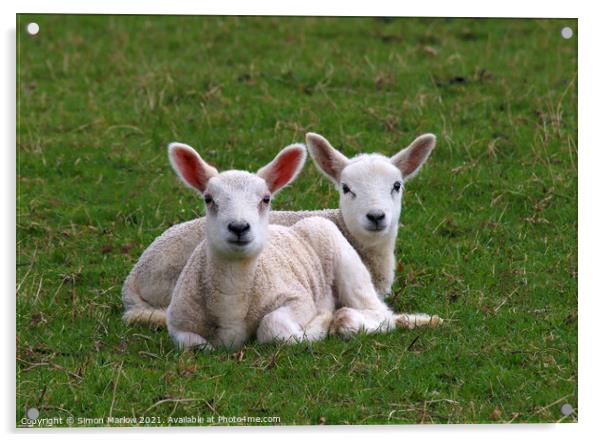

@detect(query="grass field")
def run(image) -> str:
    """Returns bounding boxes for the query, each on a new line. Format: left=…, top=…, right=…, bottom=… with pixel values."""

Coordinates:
left=16, top=15, right=577, bottom=426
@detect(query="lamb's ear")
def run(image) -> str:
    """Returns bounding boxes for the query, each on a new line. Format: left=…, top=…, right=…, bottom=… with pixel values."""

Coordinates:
left=306, top=132, right=350, bottom=184
left=257, top=143, right=307, bottom=194
left=168, top=142, right=219, bottom=194
left=390, top=134, right=436, bottom=181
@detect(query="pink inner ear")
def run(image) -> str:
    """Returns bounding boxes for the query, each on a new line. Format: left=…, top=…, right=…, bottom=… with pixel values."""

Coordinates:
left=401, top=140, right=432, bottom=176
left=173, top=148, right=205, bottom=191
left=312, top=139, right=335, bottom=176
left=404, top=153, right=422, bottom=174
left=269, top=149, right=302, bottom=191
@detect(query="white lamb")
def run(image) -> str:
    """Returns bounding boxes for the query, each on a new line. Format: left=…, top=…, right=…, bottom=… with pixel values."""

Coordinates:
left=164, top=142, right=438, bottom=350
left=123, top=132, right=436, bottom=327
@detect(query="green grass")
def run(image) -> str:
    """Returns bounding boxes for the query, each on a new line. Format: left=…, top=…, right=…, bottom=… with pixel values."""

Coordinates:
left=16, top=15, right=577, bottom=426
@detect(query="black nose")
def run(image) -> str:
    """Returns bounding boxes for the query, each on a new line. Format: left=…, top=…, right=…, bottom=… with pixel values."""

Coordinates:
left=366, top=210, right=386, bottom=224
left=228, top=221, right=251, bottom=236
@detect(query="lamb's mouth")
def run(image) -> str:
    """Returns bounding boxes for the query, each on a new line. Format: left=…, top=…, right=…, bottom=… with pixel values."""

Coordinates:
left=364, top=225, right=387, bottom=232
left=227, top=238, right=252, bottom=246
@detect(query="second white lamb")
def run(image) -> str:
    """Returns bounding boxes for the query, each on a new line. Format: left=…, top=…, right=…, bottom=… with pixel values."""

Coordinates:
left=165, top=142, right=438, bottom=350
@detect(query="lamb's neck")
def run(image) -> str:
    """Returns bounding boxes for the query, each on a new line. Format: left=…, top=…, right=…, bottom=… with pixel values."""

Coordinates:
left=206, top=248, right=258, bottom=298
left=332, top=210, right=397, bottom=296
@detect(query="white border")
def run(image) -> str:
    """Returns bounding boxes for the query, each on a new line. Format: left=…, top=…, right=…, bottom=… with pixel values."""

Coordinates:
left=3, top=1, right=600, bottom=441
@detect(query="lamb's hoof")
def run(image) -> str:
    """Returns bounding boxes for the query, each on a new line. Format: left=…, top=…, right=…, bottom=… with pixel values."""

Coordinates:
left=330, top=308, right=361, bottom=338
left=395, top=313, right=443, bottom=329
left=123, top=308, right=167, bottom=328
left=172, top=331, right=213, bottom=351
left=430, top=315, right=443, bottom=327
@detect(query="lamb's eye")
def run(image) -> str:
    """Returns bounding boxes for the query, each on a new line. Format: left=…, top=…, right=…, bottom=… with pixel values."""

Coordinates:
left=392, top=181, right=402, bottom=192
left=342, top=184, right=351, bottom=194
left=204, top=194, right=213, bottom=204
left=262, top=195, right=271, bottom=204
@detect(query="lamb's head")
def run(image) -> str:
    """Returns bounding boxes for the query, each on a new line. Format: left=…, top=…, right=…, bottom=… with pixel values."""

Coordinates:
left=306, top=132, right=436, bottom=245
left=168, top=142, right=307, bottom=259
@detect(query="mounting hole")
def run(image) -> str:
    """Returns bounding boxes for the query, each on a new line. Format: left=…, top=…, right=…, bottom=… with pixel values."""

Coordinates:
left=561, top=26, right=573, bottom=39
left=26, top=22, right=39, bottom=36
left=560, top=403, right=574, bottom=416
left=26, top=407, right=39, bottom=419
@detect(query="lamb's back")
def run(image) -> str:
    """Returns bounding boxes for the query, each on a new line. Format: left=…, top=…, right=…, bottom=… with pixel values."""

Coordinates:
left=269, top=209, right=340, bottom=228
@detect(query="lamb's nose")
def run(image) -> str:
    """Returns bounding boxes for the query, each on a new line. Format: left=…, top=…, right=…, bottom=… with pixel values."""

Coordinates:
left=366, top=210, right=386, bottom=224
left=228, top=221, right=251, bottom=236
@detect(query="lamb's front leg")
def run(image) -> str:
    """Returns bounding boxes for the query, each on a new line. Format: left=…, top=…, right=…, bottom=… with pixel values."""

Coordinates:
left=257, top=302, right=331, bottom=345
left=333, top=235, right=396, bottom=316
left=169, top=328, right=214, bottom=351
left=331, top=234, right=441, bottom=336
left=167, top=300, right=214, bottom=351
left=329, top=307, right=395, bottom=337
left=394, top=313, right=442, bottom=329
left=168, top=298, right=214, bottom=351
left=331, top=308, right=442, bottom=337
left=166, top=244, right=214, bottom=351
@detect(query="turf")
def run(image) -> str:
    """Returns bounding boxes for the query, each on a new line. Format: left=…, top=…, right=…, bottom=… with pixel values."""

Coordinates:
left=16, top=15, right=577, bottom=426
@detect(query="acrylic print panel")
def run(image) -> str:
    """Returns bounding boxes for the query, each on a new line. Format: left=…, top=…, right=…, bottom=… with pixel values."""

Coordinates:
left=16, top=14, right=577, bottom=427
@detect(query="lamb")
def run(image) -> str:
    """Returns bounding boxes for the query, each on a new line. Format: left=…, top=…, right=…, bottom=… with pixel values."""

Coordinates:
left=122, top=132, right=436, bottom=327
left=164, top=142, right=438, bottom=350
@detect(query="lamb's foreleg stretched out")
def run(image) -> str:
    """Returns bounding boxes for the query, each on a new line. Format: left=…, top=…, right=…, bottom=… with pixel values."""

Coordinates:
left=329, top=227, right=440, bottom=337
